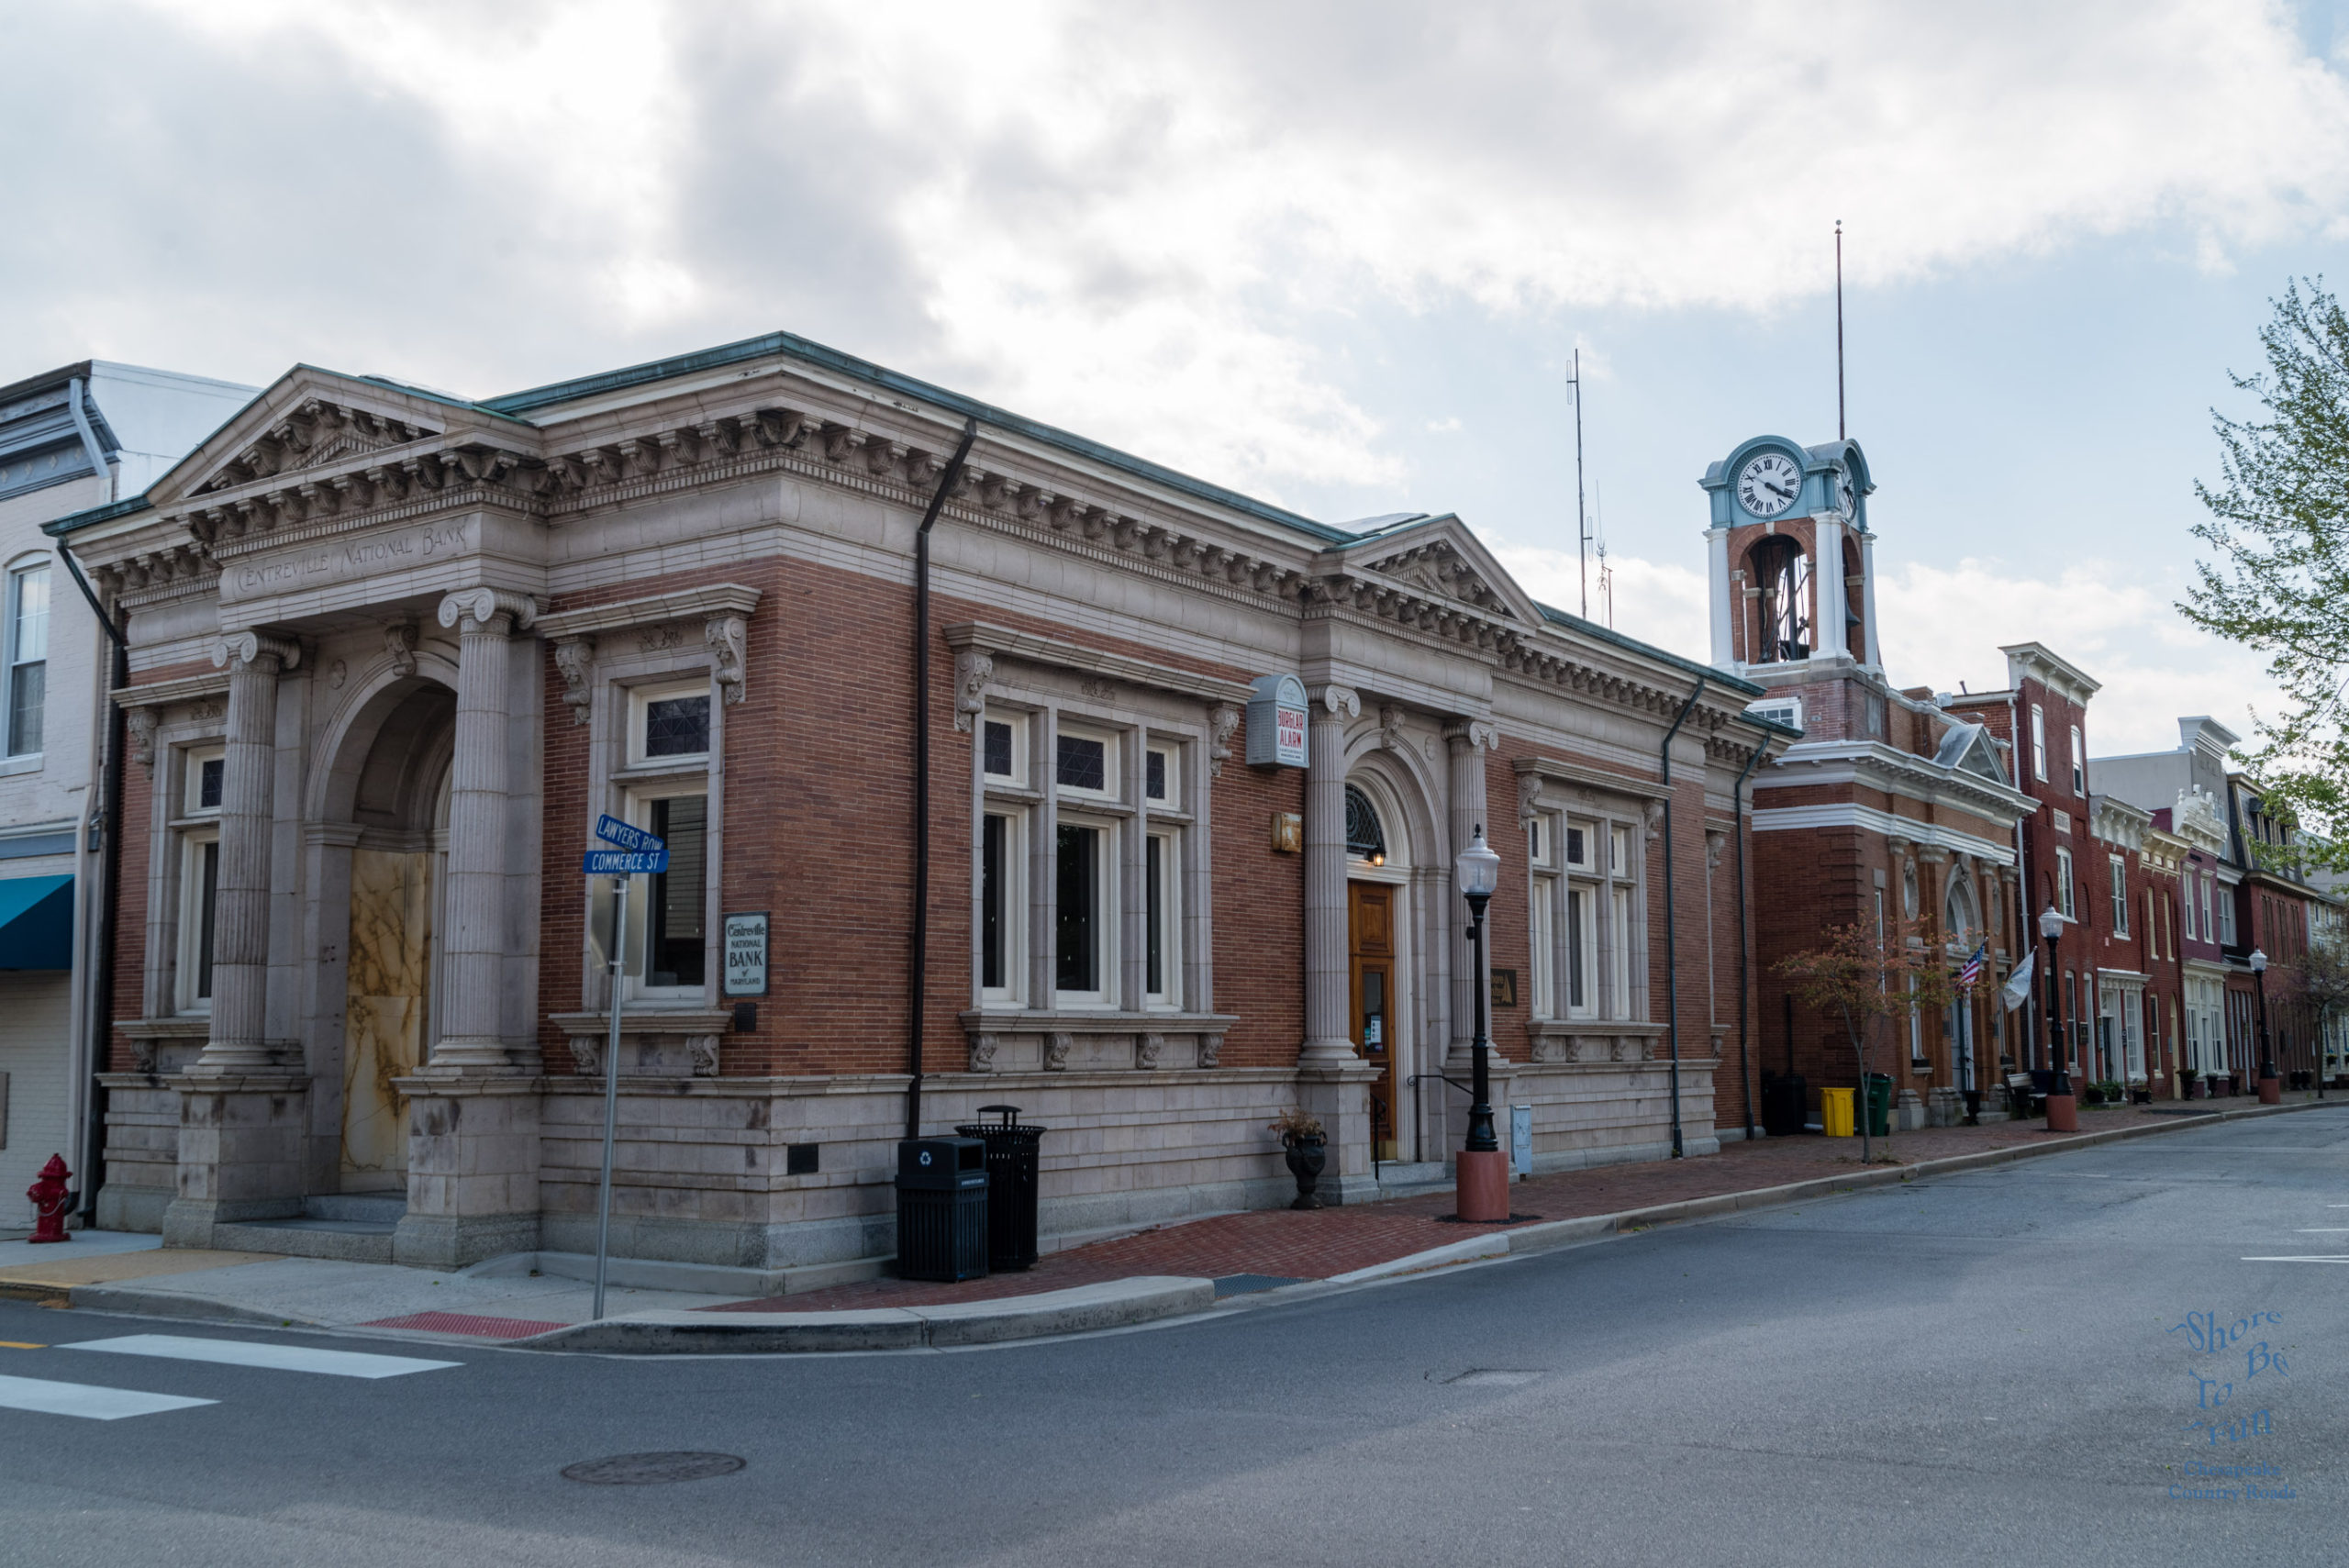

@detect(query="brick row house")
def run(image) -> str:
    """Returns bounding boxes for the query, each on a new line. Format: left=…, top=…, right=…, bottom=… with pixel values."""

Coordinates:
left=46, top=331, right=1790, bottom=1272
left=1706, top=437, right=2036, bottom=1128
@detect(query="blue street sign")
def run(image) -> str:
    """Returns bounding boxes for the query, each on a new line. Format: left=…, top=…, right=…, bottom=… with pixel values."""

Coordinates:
left=584, top=850, right=669, bottom=876
left=595, top=814, right=664, bottom=853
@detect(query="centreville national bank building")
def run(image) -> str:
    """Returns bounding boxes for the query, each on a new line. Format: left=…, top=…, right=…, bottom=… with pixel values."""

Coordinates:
left=50, top=332, right=1790, bottom=1274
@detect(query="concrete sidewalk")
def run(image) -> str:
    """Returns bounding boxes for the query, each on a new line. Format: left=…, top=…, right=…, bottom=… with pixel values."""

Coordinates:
left=24, top=1094, right=2332, bottom=1351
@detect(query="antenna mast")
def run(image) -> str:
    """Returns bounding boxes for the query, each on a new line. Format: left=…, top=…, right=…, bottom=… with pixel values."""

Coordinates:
left=1835, top=220, right=1846, bottom=441
left=1572, top=348, right=1589, bottom=619
left=1595, top=484, right=1614, bottom=629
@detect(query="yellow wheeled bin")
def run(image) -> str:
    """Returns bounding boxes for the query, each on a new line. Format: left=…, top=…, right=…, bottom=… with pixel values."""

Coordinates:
left=1820, top=1086, right=1855, bottom=1138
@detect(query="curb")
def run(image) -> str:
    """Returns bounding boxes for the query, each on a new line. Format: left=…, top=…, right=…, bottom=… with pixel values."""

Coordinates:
left=66, top=1284, right=324, bottom=1329
left=517, top=1274, right=1216, bottom=1353
left=1495, top=1097, right=2332, bottom=1262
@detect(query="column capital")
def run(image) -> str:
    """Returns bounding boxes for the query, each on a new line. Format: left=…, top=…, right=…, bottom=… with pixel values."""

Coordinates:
left=437, top=587, right=540, bottom=635
left=211, top=629, right=301, bottom=673
left=1443, top=717, right=1499, bottom=751
left=1313, top=684, right=1360, bottom=719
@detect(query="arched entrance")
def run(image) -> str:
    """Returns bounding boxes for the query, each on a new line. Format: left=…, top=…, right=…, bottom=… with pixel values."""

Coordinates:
left=1343, top=769, right=1426, bottom=1164
left=317, top=677, right=455, bottom=1193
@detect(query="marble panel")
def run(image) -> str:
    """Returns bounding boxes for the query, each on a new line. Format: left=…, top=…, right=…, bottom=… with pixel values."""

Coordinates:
left=342, top=849, right=434, bottom=1185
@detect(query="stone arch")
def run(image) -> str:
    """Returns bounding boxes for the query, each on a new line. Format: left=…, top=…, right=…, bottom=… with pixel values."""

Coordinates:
left=304, top=648, right=462, bottom=1196
left=1339, top=723, right=1449, bottom=1164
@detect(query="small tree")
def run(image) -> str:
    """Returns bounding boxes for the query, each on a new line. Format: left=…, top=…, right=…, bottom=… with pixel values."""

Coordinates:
left=2181, top=279, right=2349, bottom=869
left=1776, top=920, right=1983, bottom=1161
left=2281, top=933, right=2349, bottom=1085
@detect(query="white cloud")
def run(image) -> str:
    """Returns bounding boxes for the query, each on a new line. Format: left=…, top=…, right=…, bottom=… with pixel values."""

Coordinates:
left=1494, top=540, right=2270, bottom=757
left=17, top=0, right=2344, bottom=500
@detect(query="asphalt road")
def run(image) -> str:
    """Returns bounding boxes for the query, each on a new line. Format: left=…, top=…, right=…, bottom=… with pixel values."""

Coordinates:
left=5, top=1106, right=2344, bottom=1567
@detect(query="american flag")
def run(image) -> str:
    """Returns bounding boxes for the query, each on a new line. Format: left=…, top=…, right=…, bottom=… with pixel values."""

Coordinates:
left=1957, top=944, right=1988, bottom=988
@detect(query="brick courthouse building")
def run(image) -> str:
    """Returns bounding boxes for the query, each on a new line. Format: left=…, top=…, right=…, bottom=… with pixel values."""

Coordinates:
left=51, top=332, right=1790, bottom=1273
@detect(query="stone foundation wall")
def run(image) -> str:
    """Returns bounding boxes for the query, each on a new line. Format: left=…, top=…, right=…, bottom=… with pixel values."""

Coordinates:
left=92, top=1074, right=182, bottom=1232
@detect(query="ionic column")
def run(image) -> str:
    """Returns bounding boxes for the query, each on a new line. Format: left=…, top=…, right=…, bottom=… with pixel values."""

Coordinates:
left=1446, top=718, right=1499, bottom=1061
left=191, top=630, right=299, bottom=1075
left=1301, top=684, right=1359, bottom=1063
left=429, top=588, right=537, bottom=1072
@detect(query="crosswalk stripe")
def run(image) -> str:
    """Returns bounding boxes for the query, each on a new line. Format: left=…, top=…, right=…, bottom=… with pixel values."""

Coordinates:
left=0, top=1373, right=216, bottom=1421
left=60, top=1334, right=460, bottom=1380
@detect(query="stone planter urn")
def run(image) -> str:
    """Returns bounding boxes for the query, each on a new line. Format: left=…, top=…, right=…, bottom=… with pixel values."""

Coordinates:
left=1283, top=1135, right=1328, bottom=1210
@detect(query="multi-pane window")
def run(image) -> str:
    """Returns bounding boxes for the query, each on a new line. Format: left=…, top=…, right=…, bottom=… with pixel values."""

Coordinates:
left=978, top=706, right=1185, bottom=1012
left=2201, top=875, right=2213, bottom=942
left=176, top=746, right=225, bottom=1013
left=2055, top=848, right=2075, bottom=919
left=2069, top=726, right=2085, bottom=795
left=2110, top=855, right=2129, bottom=935
left=2182, top=877, right=2197, bottom=940
left=629, top=681, right=712, bottom=765
left=1526, top=807, right=1635, bottom=1021
left=5, top=560, right=48, bottom=758
left=2220, top=887, right=2236, bottom=945
left=2030, top=706, right=2048, bottom=781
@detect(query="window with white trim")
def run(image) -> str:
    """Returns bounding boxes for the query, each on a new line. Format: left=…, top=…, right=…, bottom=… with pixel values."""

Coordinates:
left=2056, top=848, right=2075, bottom=919
left=615, top=678, right=716, bottom=999
left=1908, top=973, right=1926, bottom=1066
left=174, top=745, right=225, bottom=1014
left=2220, top=886, right=2236, bottom=946
left=5, top=559, right=48, bottom=759
left=1528, top=815, right=1558, bottom=1018
left=977, top=706, right=1187, bottom=1013
left=2200, top=874, right=2213, bottom=942
left=2110, top=855, right=2129, bottom=936
left=2030, top=705, right=2047, bottom=782
left=2069, top=725, right=2085, bottom=795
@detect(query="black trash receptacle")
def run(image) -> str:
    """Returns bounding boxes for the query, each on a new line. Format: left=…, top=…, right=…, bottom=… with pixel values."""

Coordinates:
left=956, top=1105, right=1045, bottom=1273
left=1761, top=1073, right=1808, bottom=1137
left=896, top=1136, right=989, bottom=1282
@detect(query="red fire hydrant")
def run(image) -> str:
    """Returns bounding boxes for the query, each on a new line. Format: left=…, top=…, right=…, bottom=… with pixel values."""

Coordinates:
left=26, top=1154, right=74, bottom=1244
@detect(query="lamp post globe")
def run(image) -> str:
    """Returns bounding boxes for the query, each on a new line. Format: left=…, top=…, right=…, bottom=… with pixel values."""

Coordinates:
left=2039, top=903, right=2077, bottom=1132
left=1452, top=825, right=1511, bottom=1222
left=2251, top=946, right=2281, bottom=1103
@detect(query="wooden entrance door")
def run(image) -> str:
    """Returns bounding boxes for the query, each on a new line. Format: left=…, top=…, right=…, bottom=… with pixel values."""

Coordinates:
left=1350, top=883, right=1399, bottom=1161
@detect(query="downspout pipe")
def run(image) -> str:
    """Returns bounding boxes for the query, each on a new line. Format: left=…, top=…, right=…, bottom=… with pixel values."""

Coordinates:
left=1660, top=674, right=1707, bottom=1158
left=907, top=418, right=980, bottom=1141
left=1731, top=734, right=1767, bottom=1140
left=61, top=376, right=128, bottom=1221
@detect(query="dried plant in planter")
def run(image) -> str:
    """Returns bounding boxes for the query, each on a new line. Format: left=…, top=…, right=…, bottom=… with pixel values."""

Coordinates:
left=1268, top=1106, right=1326, bottom=1145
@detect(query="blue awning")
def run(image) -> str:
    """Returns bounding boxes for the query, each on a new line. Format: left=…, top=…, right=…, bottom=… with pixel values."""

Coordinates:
left=0, top=873, right=72, bottom=970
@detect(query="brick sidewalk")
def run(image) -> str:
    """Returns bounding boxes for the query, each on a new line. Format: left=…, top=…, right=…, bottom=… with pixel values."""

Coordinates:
left=704, top=1096, right=2314, bottom=1315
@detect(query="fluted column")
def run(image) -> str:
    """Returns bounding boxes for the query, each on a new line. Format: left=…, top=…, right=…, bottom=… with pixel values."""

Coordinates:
left=1301, top=684, right=1359, bottom=1062
left=429, top=587, right=537, bottom=1071
left=192, top=630, right=299, bottom=1075
left=1446, top=718, right=1499, bottom=1062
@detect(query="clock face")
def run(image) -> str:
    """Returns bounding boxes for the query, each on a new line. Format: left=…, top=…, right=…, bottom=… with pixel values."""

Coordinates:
left=1736, top=451, right=1803, bottom=517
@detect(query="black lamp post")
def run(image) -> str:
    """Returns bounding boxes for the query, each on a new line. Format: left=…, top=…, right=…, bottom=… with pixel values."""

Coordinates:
left=2252, top=946, right=2281, bottom=1104
left=2039, top=904, right=2077, bottom=1131
left=1457, top=825, right=1502, bottom=1155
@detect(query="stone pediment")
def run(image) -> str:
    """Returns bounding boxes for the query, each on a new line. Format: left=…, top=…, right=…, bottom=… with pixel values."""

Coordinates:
left=194, top=396, right=442, bottom=495
left=1322, top=514, right=1542, bottom=627
left=139, top=366, right=507, bottom=513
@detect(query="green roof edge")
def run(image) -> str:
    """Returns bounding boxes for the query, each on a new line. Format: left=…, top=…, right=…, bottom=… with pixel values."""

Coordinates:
left=478, top=328, right=1358, bottom=545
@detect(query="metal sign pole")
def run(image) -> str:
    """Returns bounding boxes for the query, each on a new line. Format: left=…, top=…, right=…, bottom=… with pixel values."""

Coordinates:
left=593, top=875, right=629, bottom=1321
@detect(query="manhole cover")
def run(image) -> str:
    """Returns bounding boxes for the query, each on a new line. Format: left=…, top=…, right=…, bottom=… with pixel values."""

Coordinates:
left=1443, top=1369, right=1544, bottom=1387
left=561, top=1451, right=747, bottom=1485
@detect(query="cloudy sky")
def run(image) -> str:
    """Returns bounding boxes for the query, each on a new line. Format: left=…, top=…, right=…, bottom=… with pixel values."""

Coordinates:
left=8, top=0, right=2346, bottom=753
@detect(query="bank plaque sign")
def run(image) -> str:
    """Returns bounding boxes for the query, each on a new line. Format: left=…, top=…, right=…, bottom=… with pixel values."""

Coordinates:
left=722, top=912, right=770, bottom=997
left=1245, top=673, right=1309, bottom=768
left=222, top=517, right=475, bottom=604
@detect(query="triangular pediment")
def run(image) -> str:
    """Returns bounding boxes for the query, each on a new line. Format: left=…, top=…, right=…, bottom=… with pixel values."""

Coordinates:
left=1323, top=514, right=1542, bottom=624
left=142, top=365, right=523, bottom=510
left=1933, top=721, right=2009, bottom=786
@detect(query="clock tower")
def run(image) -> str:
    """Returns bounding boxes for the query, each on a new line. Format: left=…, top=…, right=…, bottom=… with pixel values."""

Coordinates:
left=1701, top=435, right=1878, bottom=677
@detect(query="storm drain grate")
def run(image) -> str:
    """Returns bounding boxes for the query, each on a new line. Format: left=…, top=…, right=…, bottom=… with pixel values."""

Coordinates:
left=562, top=1451, right=747, bottom=1485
